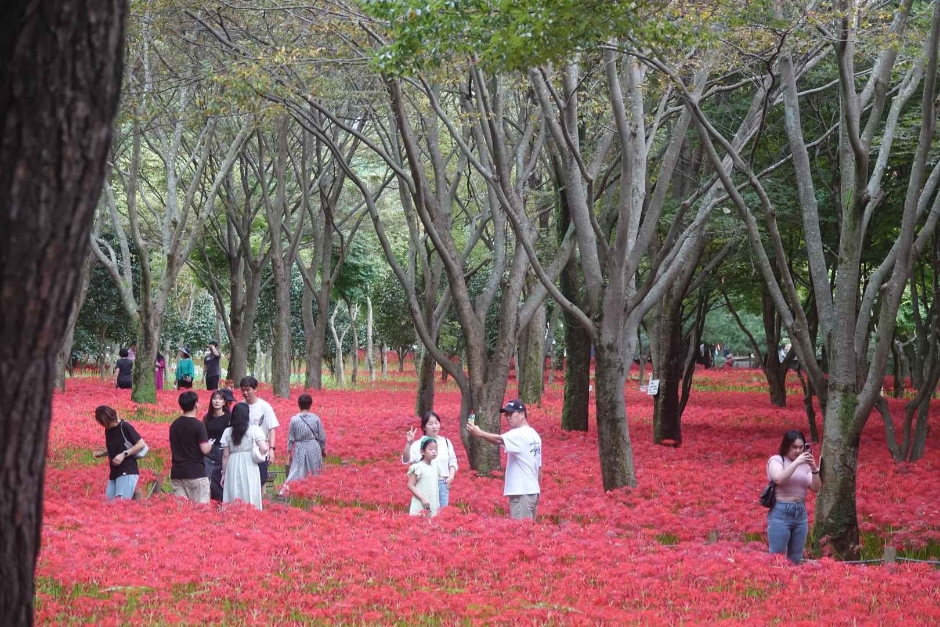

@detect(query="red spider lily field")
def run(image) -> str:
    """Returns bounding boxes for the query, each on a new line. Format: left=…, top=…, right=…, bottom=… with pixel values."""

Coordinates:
left=38, top=367, right=940, bottom=625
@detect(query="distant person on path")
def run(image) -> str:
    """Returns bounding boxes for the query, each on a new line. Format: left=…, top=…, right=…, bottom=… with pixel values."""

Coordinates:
left=113, top=348, right=133, bottom=390
left=155, top=352, right=166, bottom=390
left=401, top=410, right=457, bottom=508
left=204, top=341, right=221, bottom=391
left=221, top=402, right=268, bottom=510
left=238, top=376, right=279, bottom=485
left=282, top=394, right=327, bottom=492
left=407, top=437, right=441, bottom=517
left=176, top=347, right=194, bottom=389
left=467, top=400, right=542, bottom=520
left=766, top=430, right=821, bottom=564
left=203, top=389, right=232, bottom=502
left=169, top=391, right=211, bottom=504
left=128, top=343, right=137, bottom=362
left=93, top=406, right=147, bottom=500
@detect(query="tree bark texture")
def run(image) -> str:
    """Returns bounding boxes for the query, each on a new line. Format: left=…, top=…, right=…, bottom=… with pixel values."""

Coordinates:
left=0, top=2, right=127, bottom=623
left=55, top=250, right=96, bottom=391
left=651, top=297, right=685, bottom=445
left=518, top=300, right=546, bottom=406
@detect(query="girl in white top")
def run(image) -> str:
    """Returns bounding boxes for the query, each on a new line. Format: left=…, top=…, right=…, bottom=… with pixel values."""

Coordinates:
left=402, top=411, right=458, bottom=507
left=407, top=438, right=441, bottom=517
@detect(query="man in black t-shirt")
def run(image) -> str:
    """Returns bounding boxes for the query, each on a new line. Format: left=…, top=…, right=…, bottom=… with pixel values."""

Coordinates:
left=204, top=341, right=222, bottom=391
left=169, top=391, right=212, bottom=503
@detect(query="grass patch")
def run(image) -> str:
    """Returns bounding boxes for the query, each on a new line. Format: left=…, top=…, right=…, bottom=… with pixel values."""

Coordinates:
left=655, top=532, right=680, bottom=546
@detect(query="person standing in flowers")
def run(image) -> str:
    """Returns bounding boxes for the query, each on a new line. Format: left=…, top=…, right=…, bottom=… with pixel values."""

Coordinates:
left=203, top=341, right=222, bottom=391
left=154, top=352, right=166, bottom=391
left=280, top=394, right=327, bottom=497
left=407, top=437, right=441, bottom=517
left=113, top=348, right=133, bottom=390
left=203, top=389, right=233, bottom=502
left=93, top=406, right=147, bottom=500
left=169, top=391, right=212, bottom=504
left=176, top=347, right=195, bottom=389
left=766, top=430, right=821, bottom=564
left=401, top=411, right=458, bottom=508
left=221, top=402, right=268, bottom=510
left=467, top=400, right=542, bottom=520
left=238, top=376, right=279, bottom=485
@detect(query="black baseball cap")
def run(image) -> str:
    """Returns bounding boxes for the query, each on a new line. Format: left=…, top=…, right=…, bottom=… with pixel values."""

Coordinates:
left=500, top=400, right=526, bottom=414
left=220, top=388, right=236, bottom=402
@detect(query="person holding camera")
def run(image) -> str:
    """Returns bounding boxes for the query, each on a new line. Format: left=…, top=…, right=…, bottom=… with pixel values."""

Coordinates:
left=766, top=430, right=822, bottom=563
left=466, top=400, right=542, bottom=520
left=204, top=341, right=221, bottom=391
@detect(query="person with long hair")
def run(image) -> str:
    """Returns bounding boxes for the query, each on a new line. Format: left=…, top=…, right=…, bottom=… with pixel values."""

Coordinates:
left=401, top=410, right=458, bottom=508
left=766, top=430, right=821, bottom=563
left=92, top=405, right=147, bottom=500
left=203, top=389, right=232, bottom=502
left=221, top=402, right=268, bottom=509
left=155, top=352, right=166, bottom=391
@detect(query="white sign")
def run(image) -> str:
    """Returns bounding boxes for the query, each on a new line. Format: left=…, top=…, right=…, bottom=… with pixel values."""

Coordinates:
left=647, top=379, right=660, bottom=396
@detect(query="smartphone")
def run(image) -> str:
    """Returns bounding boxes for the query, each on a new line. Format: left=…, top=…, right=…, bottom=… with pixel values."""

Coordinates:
left=467, top=412, right=476, bottom=427
left=805, top=443, right=813, bottom=454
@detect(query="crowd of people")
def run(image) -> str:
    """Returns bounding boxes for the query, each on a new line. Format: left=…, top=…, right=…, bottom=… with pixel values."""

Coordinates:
left=94, top=376, right=326, bottom=511
left=112, top=343, right=224, bottom=391
left=101, top=346, right=821, bottom=562
left=95, top=365, right=545, bottom=522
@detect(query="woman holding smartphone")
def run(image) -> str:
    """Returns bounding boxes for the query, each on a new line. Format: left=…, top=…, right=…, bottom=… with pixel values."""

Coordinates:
left=766, top=430, right=821, bottom=563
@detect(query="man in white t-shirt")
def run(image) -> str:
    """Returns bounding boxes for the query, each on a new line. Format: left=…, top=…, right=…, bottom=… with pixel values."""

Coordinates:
left=238, top=376, right=280, bottom=485
left=467, top=399, right=542, bottom=520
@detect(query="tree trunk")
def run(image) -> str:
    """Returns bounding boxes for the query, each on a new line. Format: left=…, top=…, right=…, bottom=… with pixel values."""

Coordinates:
left=561, top=318, right=591, bottom=432
left=348, top=302, right=359, bottom=384
left=651, top=296, right=684, bottom=445
left=518, top=301, right=546, bottom=405
left=0, top=1, right=126, bottom=622
left=55, top=251, right=95, bottom=391
left=366, top=296, right=376, bottom=383
left=381, top=342, right=388, bottom=378
left=416, top=349, right=436, bottom=415
left=593, top=339, right=638, bottom=489
left=330, top=309, right=345, bottom=388
left=814, top=387, right=861, bottom=558
left=131, top=312, right=161, bottom=403
left=764, top=359, right=789, bottom=407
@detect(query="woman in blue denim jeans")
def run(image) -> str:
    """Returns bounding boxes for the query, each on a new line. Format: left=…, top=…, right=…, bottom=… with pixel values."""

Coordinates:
left=401, top=411, right=458, bottom=508
left=766, top=430, right=821, bottom=563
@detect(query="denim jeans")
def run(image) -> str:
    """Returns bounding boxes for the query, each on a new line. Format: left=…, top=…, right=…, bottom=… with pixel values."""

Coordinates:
left=106, top=474, right=139, bottom=500
left=768, top=501, right=808, bottom=563
left=438, top=479, right=450, bottom=508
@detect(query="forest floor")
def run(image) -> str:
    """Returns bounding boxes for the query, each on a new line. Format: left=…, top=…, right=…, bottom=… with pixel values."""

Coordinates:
left=38, top=368, right=940, bottom=625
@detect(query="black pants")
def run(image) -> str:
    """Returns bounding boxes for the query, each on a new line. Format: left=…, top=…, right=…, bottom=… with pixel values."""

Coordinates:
left=205, top=455, right=224, bottom=502
left=117, top=380, right=132, bottom=389
left=258, top=459, right=269, bottom=486
left=177, top=379, right=192, bottom=389
left=206, top=374, right=220, bottom=391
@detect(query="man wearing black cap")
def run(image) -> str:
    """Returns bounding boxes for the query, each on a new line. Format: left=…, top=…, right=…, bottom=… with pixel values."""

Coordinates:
left=467, top=399, right=542, bottom=520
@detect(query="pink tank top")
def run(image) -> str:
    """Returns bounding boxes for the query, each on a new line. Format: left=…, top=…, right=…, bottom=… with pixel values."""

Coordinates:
left=767, top=455, right=812, bottom=501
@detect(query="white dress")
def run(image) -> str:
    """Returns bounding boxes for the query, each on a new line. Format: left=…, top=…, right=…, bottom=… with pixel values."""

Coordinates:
left=221, top=424, right=266, bottom=510
left=408, top=462, right=441, bottom=516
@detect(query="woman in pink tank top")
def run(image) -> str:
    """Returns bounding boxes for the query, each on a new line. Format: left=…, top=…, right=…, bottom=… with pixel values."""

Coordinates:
left=766, top=430, right=821, bottom=563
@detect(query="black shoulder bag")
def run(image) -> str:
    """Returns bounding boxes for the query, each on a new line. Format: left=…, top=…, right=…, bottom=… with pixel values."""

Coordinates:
left=760, top=455, right=782, bottom=508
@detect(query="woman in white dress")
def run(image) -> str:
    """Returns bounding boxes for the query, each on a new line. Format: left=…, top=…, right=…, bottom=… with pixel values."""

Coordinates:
left=221, top=402, right=268, bottom=510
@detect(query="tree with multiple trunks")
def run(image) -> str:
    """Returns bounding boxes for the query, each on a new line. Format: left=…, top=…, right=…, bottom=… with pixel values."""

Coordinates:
left=650, top=0, right=940, bottom=557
